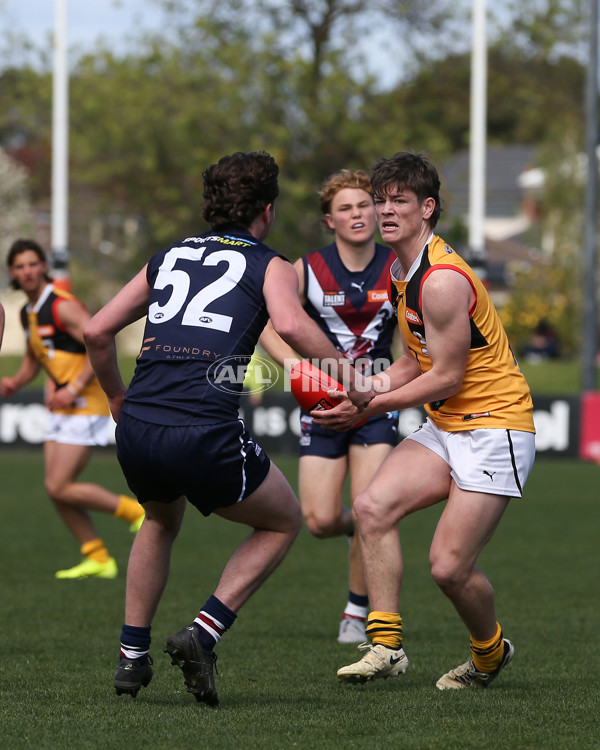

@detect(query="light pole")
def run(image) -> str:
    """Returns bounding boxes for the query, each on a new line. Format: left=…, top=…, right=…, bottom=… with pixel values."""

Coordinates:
left=583, top=0, right=598, bottom=391
left=468, top=0, right=487, bottom=278
left=51, top=0, right=71, bottom=290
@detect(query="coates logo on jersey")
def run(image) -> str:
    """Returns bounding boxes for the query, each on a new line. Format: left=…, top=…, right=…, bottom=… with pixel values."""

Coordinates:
left=207, top=355, right=280, bottom=395
left=367, top=289, right=389, bottom=303
left=405, top=308, right=423, bottom=325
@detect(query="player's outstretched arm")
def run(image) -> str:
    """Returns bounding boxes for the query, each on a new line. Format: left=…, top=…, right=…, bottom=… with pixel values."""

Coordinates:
left=0, top=345, right=42, bottom=396
left=263, top=256, right=373, bottom=409
left=258, top=259, right=306, bottom=370
left=315, top=267, right=472, bottom=428
left=258, top=321, right=301, bottom=371
left=84, top=267, right=151, bottom=420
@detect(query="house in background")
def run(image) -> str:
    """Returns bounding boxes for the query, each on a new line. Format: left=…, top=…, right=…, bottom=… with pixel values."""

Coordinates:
left=439, top=144, right=547, bottom=305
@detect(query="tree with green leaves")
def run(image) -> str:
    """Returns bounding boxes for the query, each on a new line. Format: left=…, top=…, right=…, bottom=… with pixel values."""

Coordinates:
left=0, top=0, right=594, bottom=336
left=0, top=147, right=36, bottom=286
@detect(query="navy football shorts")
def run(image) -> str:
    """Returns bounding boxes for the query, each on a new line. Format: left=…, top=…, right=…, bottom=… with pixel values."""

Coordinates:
left=116, top=413, right=271, bottom=516
left=298, top=410, right=399, bottom=459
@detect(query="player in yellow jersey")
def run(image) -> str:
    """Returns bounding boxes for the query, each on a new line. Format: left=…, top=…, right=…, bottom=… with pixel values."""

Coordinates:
left=314, top=152, right=536, bottom=690
left=1, top=239, right=144, bottom=579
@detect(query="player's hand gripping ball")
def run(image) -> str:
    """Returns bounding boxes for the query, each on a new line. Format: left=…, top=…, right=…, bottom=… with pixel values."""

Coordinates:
left=289, top=361, right=367, bottom=426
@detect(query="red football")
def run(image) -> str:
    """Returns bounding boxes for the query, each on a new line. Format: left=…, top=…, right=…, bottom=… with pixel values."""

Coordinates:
left=289, top=361, right=367, bottom=426
left=289, top=360, right=344, bottom=413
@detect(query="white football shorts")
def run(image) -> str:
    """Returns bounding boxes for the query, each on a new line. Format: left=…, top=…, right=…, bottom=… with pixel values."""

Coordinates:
left=406, top=418, right=536, bottom=498
left=46, top=413, right=112, bottom=447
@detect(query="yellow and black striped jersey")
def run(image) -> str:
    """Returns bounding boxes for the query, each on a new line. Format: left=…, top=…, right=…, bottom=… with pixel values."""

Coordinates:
left=21, top=284, right=109, bottom=416
left=390, top=236, right=534, bottom=433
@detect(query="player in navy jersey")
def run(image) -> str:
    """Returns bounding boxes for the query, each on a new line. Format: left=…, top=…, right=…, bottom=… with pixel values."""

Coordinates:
left=84, top=152, right=372, bottom=705
left=259, top=169, right=398, bottom=644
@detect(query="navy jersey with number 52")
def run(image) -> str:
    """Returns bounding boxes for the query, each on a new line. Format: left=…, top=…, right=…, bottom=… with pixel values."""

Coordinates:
left=122, top=228, right=284, bottom=426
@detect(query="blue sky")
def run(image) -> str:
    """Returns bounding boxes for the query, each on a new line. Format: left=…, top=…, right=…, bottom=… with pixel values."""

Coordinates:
left=1, top=0, right=165, bottom=52
left=1, top=0, right=405, bottom=87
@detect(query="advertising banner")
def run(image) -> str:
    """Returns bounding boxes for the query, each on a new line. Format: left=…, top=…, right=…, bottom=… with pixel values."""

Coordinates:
left=0, top=391, right=583, bottom=458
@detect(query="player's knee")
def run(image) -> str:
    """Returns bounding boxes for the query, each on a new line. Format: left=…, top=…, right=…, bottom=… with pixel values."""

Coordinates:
left=352, top=490, right=386, bottom=535
left=430, top=553, right=468, bottom=592
left=44, top=477, right=68, bottom=503
left=303, top=510, right=340, bottom=538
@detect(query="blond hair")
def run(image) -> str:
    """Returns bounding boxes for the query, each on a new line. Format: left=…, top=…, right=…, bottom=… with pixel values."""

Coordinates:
left=318, top=169, right=372, bottom=215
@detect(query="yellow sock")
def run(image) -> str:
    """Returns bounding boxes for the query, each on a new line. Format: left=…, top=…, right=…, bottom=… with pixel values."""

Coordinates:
left=471, top=622, right=504, bottom=673
left=81, top=538, right=110, bottom=564
left=366, top=611, right=403, bottom=649
left=114, top=495, right=144, bottom=524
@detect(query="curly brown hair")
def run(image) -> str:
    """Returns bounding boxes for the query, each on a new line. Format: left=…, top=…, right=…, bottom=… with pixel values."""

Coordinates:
left=202, top=151, right=279, bottom=230
left=7, top=238, right=52, bottom=290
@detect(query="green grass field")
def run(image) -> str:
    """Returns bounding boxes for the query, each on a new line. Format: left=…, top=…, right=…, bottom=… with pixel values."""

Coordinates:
left=0, top=450, right=598, bottom=749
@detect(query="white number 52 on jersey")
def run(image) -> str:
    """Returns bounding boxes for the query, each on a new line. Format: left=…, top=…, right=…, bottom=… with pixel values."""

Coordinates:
left=148, top=245, right=246, bottom=333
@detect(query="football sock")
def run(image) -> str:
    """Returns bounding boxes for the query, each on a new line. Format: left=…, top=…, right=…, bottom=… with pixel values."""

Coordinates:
left=193, top=594, right=237, bottom=651
left=471, top=622, right=504, bottom=673
left=114, top=494, right=144, bottom=524
left=81, top=538, right=110, bottom=563
left=120, top=624, right=151, bottom=662
left=342, top=590, right=368, bottom=621
left=366, top=611, right=403, bottom=649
